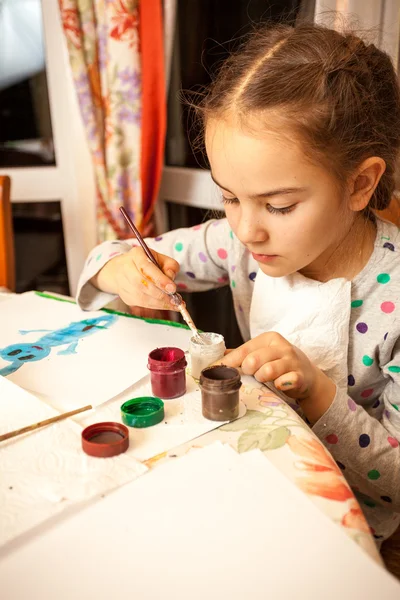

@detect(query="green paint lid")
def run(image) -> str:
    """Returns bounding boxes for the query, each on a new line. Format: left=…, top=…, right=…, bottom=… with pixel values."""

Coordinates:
left=120, top=396, right=165, bottom=428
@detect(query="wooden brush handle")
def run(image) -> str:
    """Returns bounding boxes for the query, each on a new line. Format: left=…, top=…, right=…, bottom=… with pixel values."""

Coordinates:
left=0, top=404, right=93, bottom=442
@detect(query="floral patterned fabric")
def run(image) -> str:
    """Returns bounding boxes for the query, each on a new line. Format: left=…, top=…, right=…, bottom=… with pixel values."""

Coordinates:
left=59, top=0, right=142, bottom=241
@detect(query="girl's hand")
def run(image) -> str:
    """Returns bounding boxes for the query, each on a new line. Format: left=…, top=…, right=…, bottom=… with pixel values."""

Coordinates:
left=220, top=332, right=336, bottom=422
left=91, top=247, right=181, bottom=311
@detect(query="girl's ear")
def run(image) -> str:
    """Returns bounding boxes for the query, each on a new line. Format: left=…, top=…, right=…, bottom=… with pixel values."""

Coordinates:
left=348, top=157, right=386, bottom=212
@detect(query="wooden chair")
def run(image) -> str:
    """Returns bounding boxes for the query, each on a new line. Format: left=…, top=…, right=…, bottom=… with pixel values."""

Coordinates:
left=0, top=176, right=15, bottom=291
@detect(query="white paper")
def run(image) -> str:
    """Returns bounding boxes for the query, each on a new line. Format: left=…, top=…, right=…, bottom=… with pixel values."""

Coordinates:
left=0, top=376, right=147, bottom=548
left=1, top=443, right=398, bottom=599
left=0, top=292, right=193, bottom=410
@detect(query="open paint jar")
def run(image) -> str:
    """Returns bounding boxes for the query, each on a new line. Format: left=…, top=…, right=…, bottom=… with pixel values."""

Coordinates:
left=121, top=396, right=165, bottom=428
left=199, top=365, right=242, bottom=421
left=81, top=422, right=129, bottom=457
left=148, top=347, right=187, bottom=399
left=189, top=332, right=226, bottom=380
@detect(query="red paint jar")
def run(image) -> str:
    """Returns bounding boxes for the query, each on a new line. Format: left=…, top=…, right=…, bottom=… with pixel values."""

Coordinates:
left=148, top=347, right=187, bottom=399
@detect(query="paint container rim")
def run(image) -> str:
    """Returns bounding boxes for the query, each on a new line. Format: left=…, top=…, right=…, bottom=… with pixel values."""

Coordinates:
left=200, top=365, right=242, bottom=393
left=148, top=347, right=187, bottom=373
left=121, top=396, right=165, bottom=428
left=190, top=332, right=225, bottom=352
left=81, top=422, right=129, bottom=458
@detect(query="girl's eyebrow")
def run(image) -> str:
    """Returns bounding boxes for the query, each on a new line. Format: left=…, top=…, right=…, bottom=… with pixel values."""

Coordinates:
left=210, top=173, right=308, bottom=199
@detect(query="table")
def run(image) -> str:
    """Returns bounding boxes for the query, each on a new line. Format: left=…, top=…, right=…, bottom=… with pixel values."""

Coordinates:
left=0, top=291, right=380, bottom=565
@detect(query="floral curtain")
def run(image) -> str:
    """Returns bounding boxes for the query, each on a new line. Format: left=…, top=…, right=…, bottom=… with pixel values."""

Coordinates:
left=59, top=0, right=165, bottom=241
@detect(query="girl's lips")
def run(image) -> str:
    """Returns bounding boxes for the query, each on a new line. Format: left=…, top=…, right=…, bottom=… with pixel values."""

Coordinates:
left=251, top=252, right=278, bottom=263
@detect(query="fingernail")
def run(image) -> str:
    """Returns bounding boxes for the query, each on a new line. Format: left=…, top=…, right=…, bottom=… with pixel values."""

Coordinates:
left=165, top=283, right=176, bottom=294
left=170, top=298, right=180, bottom=309
left=166, top=269, right=176, bottom=280
left=281, top=381, right=293, bottom=387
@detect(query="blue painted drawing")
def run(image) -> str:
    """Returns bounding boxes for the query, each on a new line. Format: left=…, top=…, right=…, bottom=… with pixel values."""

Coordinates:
left=0, top=314, right=118, bottom=376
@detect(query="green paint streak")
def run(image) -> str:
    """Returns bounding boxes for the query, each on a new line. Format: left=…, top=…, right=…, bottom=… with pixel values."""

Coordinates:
left=281, top=381, right=293, bottom=387
left=391, top=403, right=400, bottom=412
left=34, top=291, right=192, bottom=330
left=388, top=366, right=400, bottom=373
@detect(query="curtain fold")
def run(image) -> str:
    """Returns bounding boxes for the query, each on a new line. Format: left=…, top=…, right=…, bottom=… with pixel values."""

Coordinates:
left=139, top=0, right=166, bottom=234
left=59, top=0, right=165, bottom=241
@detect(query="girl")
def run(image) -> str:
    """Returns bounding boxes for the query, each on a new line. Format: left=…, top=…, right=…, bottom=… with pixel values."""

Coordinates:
left=77, top=23, right=400, bottom=543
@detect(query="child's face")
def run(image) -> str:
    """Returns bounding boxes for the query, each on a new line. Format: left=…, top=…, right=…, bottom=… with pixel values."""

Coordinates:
left=205, top=115, right=355, bottom=280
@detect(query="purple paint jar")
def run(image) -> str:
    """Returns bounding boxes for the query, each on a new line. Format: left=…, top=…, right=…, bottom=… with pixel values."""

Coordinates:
left=148, top=347, right=187, bottom=399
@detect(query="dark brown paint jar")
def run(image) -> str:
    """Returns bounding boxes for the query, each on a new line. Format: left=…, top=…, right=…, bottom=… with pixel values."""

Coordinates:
left=199, top=365, right=242, bottom=421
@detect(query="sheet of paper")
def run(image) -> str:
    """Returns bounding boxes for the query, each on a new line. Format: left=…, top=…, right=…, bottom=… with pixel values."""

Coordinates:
left=74, top=372, right=246, bottom=461
left=0, top=376, right=147, bottom=548
left=1, top=443, right=399, bottom=599
left=0, top=292, right=193, bottom=410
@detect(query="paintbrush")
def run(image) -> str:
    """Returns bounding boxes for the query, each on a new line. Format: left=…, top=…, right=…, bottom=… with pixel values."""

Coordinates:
left=119, top=207, right=205, bottom=344
left=0, top=404, right=93, bottom=443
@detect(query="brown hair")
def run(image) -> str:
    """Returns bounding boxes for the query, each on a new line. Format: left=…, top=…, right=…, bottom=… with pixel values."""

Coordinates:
left=199, top=23, right=400, bottom=211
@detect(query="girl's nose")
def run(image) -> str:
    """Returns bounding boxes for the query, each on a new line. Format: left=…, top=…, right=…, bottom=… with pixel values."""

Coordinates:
left=236, top=211, right=268, bottom=245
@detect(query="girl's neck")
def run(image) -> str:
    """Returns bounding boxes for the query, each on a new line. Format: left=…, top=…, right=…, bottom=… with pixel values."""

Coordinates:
left=300, top=215, right=377, bottom=283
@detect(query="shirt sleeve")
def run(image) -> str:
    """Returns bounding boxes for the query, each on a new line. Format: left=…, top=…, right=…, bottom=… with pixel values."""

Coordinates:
left=312, top=340, right=400, bottom=511
left=76, top=219, right=233, bottom=311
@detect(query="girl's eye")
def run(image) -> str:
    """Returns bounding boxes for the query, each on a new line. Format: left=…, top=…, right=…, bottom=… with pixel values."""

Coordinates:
left=222, top=194, right=239, bottom=204
left=221, top=196, right=239, bottom=205
left=221, top=195, right=296, bottom=215
left=267, top=204, right=296, bottom=215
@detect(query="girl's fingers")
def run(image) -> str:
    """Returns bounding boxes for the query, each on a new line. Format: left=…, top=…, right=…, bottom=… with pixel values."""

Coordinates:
left=140, top=250, right=180, bottom=292
left=252, top=358, right=292, bottom=383
left=156, top=252, right=180, bottom=280
left=128, top=248, right=179, bottom=294
left=220, top=345, right=254, bottom=368
left=119, top=283, right=179, bottom=311
left=134, top=259, right=177, bottom=294
left=165, top=269, right=177, bottom=280
left=120, top=271, right=166, bottom=304
left=273, top=371, right=304, bottom=392
left=129, top=260, right=177, bottom=302
left=218, top=333, right=287, bottom=369
left=240, top=348, right=285, bottom=375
